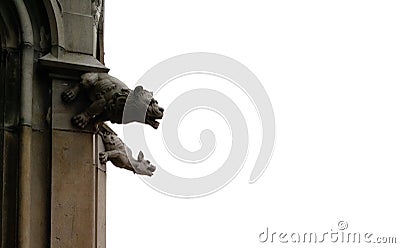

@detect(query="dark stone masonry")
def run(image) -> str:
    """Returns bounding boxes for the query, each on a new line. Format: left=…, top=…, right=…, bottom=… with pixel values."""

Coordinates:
left=1, top=0, right=107, bottom=247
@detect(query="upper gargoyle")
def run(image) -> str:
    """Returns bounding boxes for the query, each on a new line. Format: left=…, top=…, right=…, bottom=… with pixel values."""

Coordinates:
left=61, top=72, right=164, bottom=129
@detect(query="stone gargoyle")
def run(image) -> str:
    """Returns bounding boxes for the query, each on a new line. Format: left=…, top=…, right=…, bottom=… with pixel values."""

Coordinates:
left=61, top=72, right=163, bottom=176
left=61, top=72, right=164, bottom=129
left=98, top=123, right=156, bottom=176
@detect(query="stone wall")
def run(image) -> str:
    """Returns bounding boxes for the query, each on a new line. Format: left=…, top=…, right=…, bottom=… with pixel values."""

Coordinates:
left=0, top=0, right=107, bottom=247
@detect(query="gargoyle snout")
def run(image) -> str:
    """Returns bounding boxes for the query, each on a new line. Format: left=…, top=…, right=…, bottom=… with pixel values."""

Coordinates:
left=149, top=164, right=156, bottom=172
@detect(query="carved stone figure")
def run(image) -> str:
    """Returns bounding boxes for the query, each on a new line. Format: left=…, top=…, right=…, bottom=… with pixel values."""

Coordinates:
left=98, top=124, right=156, bottom=176
left=61, top=72, right=164, bottom=129
left=91, top=0, right=103, bottom=29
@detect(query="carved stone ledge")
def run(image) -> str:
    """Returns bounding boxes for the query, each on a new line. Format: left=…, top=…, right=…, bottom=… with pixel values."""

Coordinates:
left=39, top=52, right=109, bottom=79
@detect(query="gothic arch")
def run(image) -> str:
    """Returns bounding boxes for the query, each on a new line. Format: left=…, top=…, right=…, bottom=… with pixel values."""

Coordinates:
left=0, top=0, right=60, bottom=246
left=2, top=0, right=107, bottom=246
left=43, top=0, right=65, bottom=55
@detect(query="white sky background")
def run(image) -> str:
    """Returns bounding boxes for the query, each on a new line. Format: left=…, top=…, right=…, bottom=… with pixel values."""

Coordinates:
left=105, top=1, right=400, bottom=247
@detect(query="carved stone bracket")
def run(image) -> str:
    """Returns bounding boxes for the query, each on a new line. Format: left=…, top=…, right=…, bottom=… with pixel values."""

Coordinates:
left=39, top=52, right=109, bottom=80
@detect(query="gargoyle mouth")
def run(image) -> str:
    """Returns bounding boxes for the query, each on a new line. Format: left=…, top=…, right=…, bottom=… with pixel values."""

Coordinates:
left=143, top=164, right=156, bottom=176
left=145, top=114, right=163, bottom=129
left=145, top=100, right=164, bottom=129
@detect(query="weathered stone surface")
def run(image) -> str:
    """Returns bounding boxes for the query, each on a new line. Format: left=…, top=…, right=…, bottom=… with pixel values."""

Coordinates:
left=39, top=52, right=109, bottom=74
left=96, top=170, right=106, bottom=248
left=30, top=130, right=51, bottom=248
left=1, top=0, right=108, bottom=246
left=1, top=10, right=21, bottom=245
left=50, top=81, right=107, bottom=247
left=51, top=130, right=96, bottom=248
left=61, top=0, right=92, bottom=16
left=96, top=131, right=106, bottom=248
left=1, top=131, right=18, bottom=248
left=52, top=78, right=95, bottom=132
left=63, top=12, right=94, bottom=54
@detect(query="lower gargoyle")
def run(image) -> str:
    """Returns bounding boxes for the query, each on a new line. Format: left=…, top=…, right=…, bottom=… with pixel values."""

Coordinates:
left=98, top=123, right=156, bottom=176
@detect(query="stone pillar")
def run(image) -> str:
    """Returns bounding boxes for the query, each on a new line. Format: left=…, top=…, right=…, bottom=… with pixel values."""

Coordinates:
left=49, top=72, right=107, bottom=248
left=39, top=0, right=108, bottom=247
left=1, top=0, right=108, bottom=247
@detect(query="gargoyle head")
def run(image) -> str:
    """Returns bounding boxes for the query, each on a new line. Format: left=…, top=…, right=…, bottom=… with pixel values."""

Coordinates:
left=123, top=86, right=164, bottom=129
left=133, top=151, right=156, bottom=176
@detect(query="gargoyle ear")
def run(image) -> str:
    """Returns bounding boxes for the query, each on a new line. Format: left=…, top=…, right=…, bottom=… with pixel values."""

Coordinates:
left=138, top=151, right=144, bottom=161
left=133, top=86, right=143, bottom=95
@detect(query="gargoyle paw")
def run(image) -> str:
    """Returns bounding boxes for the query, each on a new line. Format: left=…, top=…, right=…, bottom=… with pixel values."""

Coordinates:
left=99, top=151, right=108, bottom=164
left=61, top=88, right=78, bottom=103
left=72, top=113, right=90, bottom=128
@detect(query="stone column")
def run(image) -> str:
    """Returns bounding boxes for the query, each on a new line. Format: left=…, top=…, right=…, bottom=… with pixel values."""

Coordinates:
left=2, top=0, right=108, bottom=247
left=39, top=0, right=108, bottom=246
left=49, top=72, right=107, bottom=248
